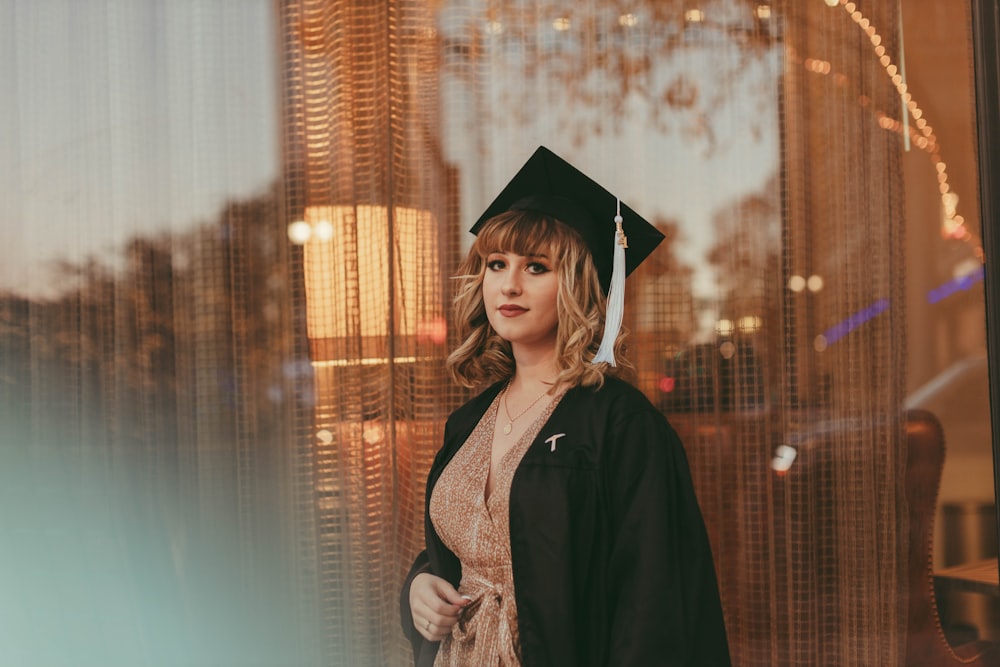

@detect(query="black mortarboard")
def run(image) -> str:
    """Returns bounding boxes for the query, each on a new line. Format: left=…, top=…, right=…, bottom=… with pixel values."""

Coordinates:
left=470, top=145, right=664, bottom=294
left=470, top=146, right=665, bottom=366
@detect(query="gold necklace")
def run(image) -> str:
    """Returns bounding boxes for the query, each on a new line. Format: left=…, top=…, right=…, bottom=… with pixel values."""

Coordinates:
left=501, top=382, right=550, bottom=435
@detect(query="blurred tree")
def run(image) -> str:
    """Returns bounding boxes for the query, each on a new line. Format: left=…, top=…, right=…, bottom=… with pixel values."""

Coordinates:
left=0, top=181, right=318, bottom=664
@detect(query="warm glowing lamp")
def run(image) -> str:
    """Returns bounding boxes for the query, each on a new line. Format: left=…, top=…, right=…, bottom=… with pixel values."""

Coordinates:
left=295, top=204, right=441, bottom=363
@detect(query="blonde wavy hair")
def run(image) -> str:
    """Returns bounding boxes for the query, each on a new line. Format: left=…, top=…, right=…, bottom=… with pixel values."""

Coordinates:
left=446, top=209, right=632, bottom=390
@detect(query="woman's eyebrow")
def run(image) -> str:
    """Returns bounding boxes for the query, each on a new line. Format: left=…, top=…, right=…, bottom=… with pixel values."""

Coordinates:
left=485, top=250, right=550, bottom=260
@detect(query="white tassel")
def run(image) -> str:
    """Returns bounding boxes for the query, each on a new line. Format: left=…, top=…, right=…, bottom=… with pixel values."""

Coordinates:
left=591, top=199, right=627, bottom=366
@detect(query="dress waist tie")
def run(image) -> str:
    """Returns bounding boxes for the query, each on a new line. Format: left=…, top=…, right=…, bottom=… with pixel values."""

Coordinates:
left=453, top=571, right=520, bottom=666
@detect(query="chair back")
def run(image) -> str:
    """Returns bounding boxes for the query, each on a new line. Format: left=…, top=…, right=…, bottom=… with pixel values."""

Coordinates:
left=904, top=409, right=1000, bottom=666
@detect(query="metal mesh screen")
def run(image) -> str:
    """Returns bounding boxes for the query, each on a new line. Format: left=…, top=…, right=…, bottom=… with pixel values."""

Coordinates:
left=277, top=0, right=465, bottom=662
left=277, top=1, right=910, bottom=664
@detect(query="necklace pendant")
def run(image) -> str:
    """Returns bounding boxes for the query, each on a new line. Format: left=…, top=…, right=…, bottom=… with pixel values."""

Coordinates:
left=503, top=422, right=512, bottom=435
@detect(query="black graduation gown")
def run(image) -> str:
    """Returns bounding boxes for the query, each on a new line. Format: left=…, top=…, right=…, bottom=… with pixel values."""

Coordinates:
left=400, top=376, right=731, bottom=667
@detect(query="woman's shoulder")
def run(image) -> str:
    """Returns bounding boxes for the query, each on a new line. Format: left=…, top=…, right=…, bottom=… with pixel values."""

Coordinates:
left=569, top=375, right=659, bottom=416
left=567, top=375, right=682, bottom=439
left=554, top=376, right=684, bottom=466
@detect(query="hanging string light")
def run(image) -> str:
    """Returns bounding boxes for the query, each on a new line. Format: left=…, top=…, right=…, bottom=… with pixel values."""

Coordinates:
left=815, top=0, right=980, bottom=255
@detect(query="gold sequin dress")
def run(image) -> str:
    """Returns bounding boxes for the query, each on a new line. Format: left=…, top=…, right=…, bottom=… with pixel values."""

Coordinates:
left=429, top=388, right=566, bottom=667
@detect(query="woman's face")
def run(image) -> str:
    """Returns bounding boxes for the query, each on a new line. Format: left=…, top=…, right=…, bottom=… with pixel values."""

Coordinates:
left=482, top=250, right=560, bottom=353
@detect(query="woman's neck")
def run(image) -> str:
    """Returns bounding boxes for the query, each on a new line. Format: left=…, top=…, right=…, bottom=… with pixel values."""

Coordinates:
left=509, top=347, right=559, bottom=393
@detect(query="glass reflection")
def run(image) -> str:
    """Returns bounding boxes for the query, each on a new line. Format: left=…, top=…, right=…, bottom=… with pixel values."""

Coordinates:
left=0, top=0, right=996, bottom=665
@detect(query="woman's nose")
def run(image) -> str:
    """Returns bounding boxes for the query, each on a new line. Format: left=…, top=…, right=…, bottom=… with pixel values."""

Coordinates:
left=502, top=271, right=522, bottom=296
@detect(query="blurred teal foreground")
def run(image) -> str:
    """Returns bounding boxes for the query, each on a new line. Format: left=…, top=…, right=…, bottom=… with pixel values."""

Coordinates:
left=0, top=436, right=316, bottom=667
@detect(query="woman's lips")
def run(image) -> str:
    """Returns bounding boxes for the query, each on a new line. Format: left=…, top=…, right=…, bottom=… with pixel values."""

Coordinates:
left=499, top=305, right=527, bottom=316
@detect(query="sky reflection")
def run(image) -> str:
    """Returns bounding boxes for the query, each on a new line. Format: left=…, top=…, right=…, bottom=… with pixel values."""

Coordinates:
left=0, top=0, right=279, bottom=297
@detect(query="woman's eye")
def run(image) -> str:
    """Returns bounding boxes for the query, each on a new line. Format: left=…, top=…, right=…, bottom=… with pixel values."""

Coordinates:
left=526, top=262, right=550, bottom=274
left=486, top=259, right=506, bottom=271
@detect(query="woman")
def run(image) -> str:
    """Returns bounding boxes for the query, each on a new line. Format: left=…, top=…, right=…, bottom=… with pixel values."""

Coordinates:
left=400, top=146, right=730, bottom=666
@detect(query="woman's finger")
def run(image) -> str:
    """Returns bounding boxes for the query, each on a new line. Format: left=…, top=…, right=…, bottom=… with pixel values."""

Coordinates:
left=410, top=573, right=469, bottom=640
left=416, top=616, right=453, bottom=642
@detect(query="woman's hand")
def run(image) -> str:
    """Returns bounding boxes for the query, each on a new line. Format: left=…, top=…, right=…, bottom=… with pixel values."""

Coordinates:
left=409, top=572, right=470, bottom=642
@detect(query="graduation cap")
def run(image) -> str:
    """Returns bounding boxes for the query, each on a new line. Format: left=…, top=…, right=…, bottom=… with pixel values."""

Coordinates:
left=471, top=146, right=665, bottom=366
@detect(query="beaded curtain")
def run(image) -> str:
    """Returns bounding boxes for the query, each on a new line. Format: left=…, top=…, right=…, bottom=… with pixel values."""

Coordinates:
left=278, top=1, right=912, bottom=663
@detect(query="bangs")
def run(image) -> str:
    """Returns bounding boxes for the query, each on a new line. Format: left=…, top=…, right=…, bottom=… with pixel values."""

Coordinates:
left=473, top=210, right=583, bottom=260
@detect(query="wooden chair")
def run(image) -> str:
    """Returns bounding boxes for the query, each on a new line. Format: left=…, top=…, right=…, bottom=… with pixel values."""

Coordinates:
left=904, top=409, right=1000, bottom=666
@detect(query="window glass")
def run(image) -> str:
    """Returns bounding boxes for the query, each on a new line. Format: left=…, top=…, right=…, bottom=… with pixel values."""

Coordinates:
left=1, top=1, right=995, bottom=665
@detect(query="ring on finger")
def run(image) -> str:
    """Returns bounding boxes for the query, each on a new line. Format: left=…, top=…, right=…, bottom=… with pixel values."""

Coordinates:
left=425, top=619, right=431, bottom=631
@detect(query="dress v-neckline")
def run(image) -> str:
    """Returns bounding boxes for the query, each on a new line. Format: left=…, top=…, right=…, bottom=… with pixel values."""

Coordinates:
left=482, top=388, right=565, bottom=506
